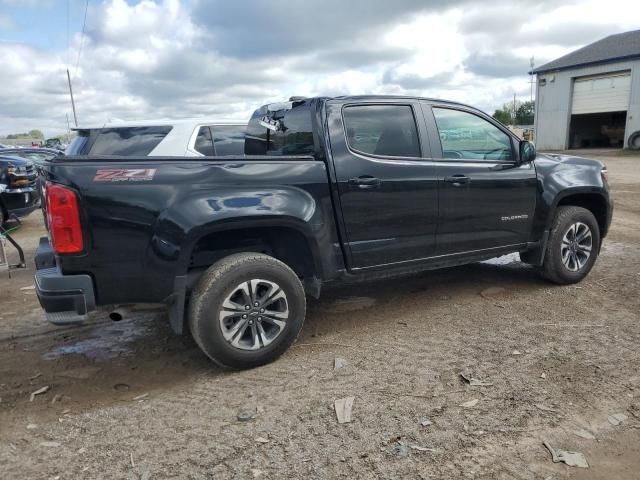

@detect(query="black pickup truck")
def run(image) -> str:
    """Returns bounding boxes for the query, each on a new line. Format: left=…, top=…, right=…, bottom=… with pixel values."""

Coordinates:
left=35, top=96, right=612, bottom=369
left=0, top=154, right=40, bottom=225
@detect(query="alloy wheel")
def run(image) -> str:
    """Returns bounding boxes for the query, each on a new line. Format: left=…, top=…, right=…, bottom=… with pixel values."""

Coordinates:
left=218, top=279, right=289, bottom=351
left=560, top=222, right=592, bottom=272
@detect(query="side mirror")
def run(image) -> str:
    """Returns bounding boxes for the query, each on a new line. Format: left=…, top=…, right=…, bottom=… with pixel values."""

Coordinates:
left=519, top=140, right=536, bottom=163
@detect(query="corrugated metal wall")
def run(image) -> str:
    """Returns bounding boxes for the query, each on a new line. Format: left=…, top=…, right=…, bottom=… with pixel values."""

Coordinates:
left=534, top=59, right=640, bottom=150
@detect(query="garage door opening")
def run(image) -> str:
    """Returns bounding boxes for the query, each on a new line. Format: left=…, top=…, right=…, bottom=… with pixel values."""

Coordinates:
left=569, top=111, right=627, bottom=149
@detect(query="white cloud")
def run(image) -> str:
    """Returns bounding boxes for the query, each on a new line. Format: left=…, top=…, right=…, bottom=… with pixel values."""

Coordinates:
left=0, top=0, right=637, bottom=137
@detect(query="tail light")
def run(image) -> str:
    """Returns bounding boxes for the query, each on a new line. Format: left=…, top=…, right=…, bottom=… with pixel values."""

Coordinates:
left=45, top=182, right=84, bottom=254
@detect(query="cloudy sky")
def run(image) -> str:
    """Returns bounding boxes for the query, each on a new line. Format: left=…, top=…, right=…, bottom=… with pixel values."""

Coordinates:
left=0, top=0, right=638, bottom=137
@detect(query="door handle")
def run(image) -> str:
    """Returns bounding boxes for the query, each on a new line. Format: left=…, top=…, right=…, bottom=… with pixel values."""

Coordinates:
left=348, top=176, right=382, bottom=189
left=444, top=174, right=470, bottom=186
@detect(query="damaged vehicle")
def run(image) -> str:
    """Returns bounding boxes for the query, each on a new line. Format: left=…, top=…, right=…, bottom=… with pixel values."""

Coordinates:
left=0, top=154, right=40, bottom=225
left=34, top=96, right=612, bottom=369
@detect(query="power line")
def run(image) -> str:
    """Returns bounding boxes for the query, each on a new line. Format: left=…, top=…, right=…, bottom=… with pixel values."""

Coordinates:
left=74, top=0, right=90, bottom=78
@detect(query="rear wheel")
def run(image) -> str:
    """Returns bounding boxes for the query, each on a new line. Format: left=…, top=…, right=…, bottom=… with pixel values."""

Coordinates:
left=188, top=253, right=306, bottom=369
left=542, top=206, right=600, bottom=284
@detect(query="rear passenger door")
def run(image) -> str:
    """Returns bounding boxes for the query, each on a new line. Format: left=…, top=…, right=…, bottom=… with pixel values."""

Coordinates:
left=327, top=101, right=439, bottom=269
left=423, top=104, right=537, bottom=255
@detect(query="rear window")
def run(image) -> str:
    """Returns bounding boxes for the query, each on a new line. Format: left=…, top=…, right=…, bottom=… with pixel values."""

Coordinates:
left=66, top=126, right=172, bottom=156
left=343, top=105, right=421, bottom=158
left=245, top=100, right=314, bottom=155
left=212, top=125, right=246, bottom=155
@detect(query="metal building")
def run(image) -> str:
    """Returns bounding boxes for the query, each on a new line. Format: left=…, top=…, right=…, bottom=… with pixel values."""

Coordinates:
left=532, top=29, right=640, bottom=150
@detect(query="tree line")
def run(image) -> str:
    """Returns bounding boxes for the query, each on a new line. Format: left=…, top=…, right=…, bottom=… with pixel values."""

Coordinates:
left=492, top=100, right=534, bottom=126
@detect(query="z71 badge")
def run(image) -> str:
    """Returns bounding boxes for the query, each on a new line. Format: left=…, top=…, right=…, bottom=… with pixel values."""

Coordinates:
left=94, top=169, right=156, bottom=182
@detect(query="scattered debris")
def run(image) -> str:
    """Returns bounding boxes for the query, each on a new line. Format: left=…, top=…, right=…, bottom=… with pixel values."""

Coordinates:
left=30, top=386, right=49, bottom=402
left=459, top=399, right=479, bottom=408
left=237, top=411, right=253, bottom=422
left=250, top=468, right=264, bottom=478
left=460, top=373, right=493, bottom=387
left=334, top=396, right=355, bottom=424
left=29, top=372, right=42, bottom=380
left=543, top=440, right=589, bottom=468
left=26, top=423, right=37, bottom=430
left=480, top=287, right=505, bottom=298
left=130, top=452, right=135, bottom=468
left=420, top=418, right=433, bottom=427
left=540, top=373, right=547, bottom=379
left=39, top=441, right=61, bottom=448
left=20, top=285, right=36, bottom=291
left=573, top=429, right=596, bottom=440
left=409, top=445, right=436, bottom=453
left=512, top=350, right=523, bottom=356
left=535, top=404, right=559, bottom=413
left=256, top=405, right=265, bottom=414
left=113, top=383, right=130, bottom=392
left=255, top=436, right=269, bottom=444
left=608, top=413, right=628, bottom=426
left=334, top=357, right=349, bottom=370
left=50, top=394, right=62, bottom=404
left=386, top=444, right=410, bottom=458
left=132, top=393, right=149, bottom=401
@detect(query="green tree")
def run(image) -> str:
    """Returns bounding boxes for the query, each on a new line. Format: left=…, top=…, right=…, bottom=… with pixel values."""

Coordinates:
left=515, top=101, right=534, bottom=125
left=492, top=105, right=512, bottom=125
left=28, top=129, right=44, bottom=139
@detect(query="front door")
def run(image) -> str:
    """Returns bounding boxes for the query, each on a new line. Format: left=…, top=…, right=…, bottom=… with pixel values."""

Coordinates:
left=327, top=101, right=438, bottom=269
left=424, top=105, right=537, bottom=256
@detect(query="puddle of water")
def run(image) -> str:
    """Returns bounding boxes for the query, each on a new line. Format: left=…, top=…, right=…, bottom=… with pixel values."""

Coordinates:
left=482, top=253, right=521, bottom=266
left=43, top=318, right=152, bottom=361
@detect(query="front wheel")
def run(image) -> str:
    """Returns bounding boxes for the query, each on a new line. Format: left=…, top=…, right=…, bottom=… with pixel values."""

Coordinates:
left=188, top=253, right=306, bottom=369
left=542, top=206, right=600, bottom=284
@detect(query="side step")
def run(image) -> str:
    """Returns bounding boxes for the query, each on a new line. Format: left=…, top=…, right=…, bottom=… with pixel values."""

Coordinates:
left=46, top=311, right=87, bottom=326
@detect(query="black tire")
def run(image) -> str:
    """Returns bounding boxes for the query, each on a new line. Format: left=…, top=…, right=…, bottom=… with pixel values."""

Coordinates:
left=188, top=253, right=306, bottom=369
left=542, top=206, right=600, bottom=284
left=628, top=130, right=640, bottom=150
left=0, top=199, right=8, bottom=227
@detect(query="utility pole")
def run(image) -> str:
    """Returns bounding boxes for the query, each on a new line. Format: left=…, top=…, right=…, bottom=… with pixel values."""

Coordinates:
left=513, top=93, right=517, bottom=125
left=66, top=68, right=78, bottom=127
left=529, top=57, right=535, bottom=106
left=66, top=113, right=72, bottom=143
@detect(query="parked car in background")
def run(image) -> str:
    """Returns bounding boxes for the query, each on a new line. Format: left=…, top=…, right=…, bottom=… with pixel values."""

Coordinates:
left=66, top=119, right=247, bottom=157
left=35, top=95, right=612, bottom=369
left=0, top=148, right=62, bottom=166
left=0, top=154, right=39, bottom=225
left=44, top=138, right=65, bottom=150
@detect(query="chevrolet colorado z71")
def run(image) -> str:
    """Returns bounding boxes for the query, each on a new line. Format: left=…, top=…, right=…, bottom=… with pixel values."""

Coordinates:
left=35, top=96, right=613, bottom=369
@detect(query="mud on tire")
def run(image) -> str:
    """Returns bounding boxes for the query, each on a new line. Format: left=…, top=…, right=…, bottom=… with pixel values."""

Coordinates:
left=542, top=206, right=600, bottom=285
left=188, top=253, right=306, bottom=369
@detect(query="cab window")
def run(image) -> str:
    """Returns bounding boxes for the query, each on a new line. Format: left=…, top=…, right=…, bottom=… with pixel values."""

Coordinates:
left=432, top=108, right=513, bottom=161
left=343, top=105, right=421, bottom=158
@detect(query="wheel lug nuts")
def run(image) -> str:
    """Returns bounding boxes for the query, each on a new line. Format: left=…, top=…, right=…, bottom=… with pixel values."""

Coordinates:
left=245, top=305, right=250, bottom=310
left=254, top=302, right=259, bottom=307
left=260, top=308, right=265, bottom=313
left=242, top=314, right=247, bottom=319
left=258, top=317, right=262, bottom=321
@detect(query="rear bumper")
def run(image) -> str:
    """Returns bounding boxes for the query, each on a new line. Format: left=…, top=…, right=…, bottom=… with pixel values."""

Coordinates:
left=35, top=237, right=96, bottom=324
left=1, top=187, right=40, bottom=217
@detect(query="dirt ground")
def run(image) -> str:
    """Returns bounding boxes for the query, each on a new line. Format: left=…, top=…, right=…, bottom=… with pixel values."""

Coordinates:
left=1, top=150, right=639, bottom=479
